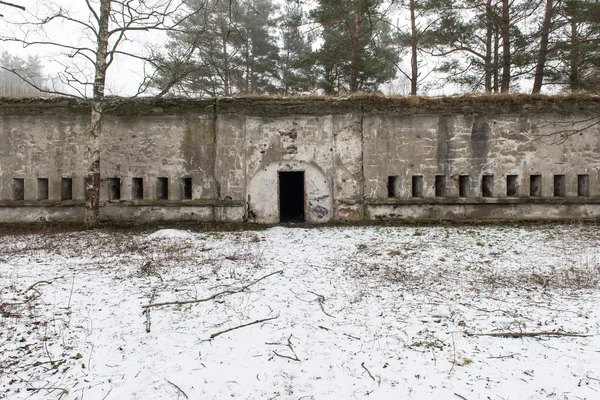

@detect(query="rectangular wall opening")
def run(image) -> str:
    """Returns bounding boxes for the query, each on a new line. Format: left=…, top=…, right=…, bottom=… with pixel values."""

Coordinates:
left=530, top=175, right=542, bottom=197
left=157, top=177, right=169, bottom=200
left=482, top=175, right=494, bottom=197
left=554, top=175, right=565, bottom=197
left=61, top=178, right=72, bottom=200
left=12, top=178, right=24, bottom=200
left=279, top=171, right=305, bottom=223
left=132, top=178, right=143, bottom=200
left=459, top=175, right=470, bottom=197
left=37, top=178, right=49, bottom=200
left=412, top=175, right=424, bottom=198
left=182, top=177, right=192, bottom=200
left=435, top=175, right=445, bottom=197
left=387, top=176, right=399, bottom=198
left=109, top=178, right=121, bottom=200
left=83, top=178, right=88, bottom=201
left=506, top=175, right=519, bottom=197
left=578, top=174, right=589, bottom=197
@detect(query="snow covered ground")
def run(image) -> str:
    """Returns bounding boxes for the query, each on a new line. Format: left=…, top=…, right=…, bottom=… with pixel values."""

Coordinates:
left=1, top=224, right=599, bottom=400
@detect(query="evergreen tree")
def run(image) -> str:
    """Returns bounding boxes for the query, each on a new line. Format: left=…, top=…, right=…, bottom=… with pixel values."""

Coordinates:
left=545, top=0, right=600, bottom=92
left=0, top=51, right=45, bottom=96
left=156, top=0, right=280, bottom=96
left=309, top=0, right=397, bottom=94
left=279, top=2, right=317, bottom=94
left=430, top=0, right=536, bottom=93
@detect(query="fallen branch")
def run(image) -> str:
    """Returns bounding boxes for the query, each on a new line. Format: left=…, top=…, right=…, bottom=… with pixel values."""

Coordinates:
left=142, top=270, right=283, bottom=309
left=269, top=334, right=300, bottom=362
left=454, top=393, right=468, bottom=400
left=466, top=330, right=595, bottom=338
left=361, top=362, right=375, bottom=381
left=165, top=378, right=189, bottom=399
left=308, top=290, right=334, bottom=317
left=26, top=280, right=53, bottom=292
left=209, top=316, right=278, bottom=340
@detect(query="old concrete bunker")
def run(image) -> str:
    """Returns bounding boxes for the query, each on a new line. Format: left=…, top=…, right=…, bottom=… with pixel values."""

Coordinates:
left=0, top=95, right=599, bottom=223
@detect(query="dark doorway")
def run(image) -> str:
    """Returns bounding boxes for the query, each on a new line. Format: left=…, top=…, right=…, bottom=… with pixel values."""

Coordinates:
left=279, top=171, right=305, bottom=222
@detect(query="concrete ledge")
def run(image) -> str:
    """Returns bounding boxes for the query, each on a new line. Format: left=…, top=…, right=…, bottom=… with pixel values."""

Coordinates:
left=366, top=203, right=600, bottom=221
left=366, top=197, right=600, bottom=206
left=0, top=202, right=246, bottom=223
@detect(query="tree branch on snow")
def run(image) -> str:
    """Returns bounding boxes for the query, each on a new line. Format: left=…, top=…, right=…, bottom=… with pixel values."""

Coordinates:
left=141, top=270, right=283, bottom=309
left=208, top=315, right=278, bottom=340
left=465, top=330, right=595, bottom=338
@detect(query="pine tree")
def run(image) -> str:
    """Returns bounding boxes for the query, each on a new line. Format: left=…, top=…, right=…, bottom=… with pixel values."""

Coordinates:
left=545, top=0, right=600, bottom=92
left=310, top=0, right=397, bottom=94
left=279, top=2, right=317, bottom=94
left=157, top=0, right=280, bottom=96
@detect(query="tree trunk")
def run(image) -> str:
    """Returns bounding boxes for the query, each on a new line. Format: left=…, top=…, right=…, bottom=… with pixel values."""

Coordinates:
left=350, top=1, right=361, bottom=93
left=484, top=0, right=493, bottom=93
left=493, top=31, right=499, bottom=93
left=85, top=0, right=110, bottom=229
left=409, top=0, right=418, bottom=95
left=569, top=19, right=579, bottom=91
left=532, top=0, right=553, bottom=94
left=222, top=36, right=230, bottom=96
left=500, top=0, right=510, bottom=93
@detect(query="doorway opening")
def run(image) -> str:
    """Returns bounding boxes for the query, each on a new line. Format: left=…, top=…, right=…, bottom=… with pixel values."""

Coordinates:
left=279, top=171, right=305, bottom=222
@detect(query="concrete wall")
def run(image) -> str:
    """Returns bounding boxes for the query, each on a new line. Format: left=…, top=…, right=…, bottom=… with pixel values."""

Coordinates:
left=0, top=96, right=598, bottom=223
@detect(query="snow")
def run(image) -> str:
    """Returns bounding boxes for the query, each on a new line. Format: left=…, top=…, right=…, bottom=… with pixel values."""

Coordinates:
left=1, top=224, right=599, bottom=400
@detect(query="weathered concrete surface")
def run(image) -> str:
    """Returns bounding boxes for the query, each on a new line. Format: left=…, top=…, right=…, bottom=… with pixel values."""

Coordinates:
left=0, top=95, right=598, bottom=223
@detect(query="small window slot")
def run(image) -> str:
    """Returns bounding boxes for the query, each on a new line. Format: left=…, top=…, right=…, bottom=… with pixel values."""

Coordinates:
left=12, top=178, right=24, bottom=201
left=578, top=174, right=589, bottom=197
left=109, top=178, right=121, bottom=200
left=553, top=175, right=565, bottom=197
left=435, top=175, right=445, bottom=197
left=387, top=176, right=399, bottom=198
left=482, top=175, right=493, bottom=198
left=157, top=177, right=169, bottom=200
left=37, top=178, right=49, bottom=200
left=132, top=178, right=144, bottom=200
left=459, top=175, right=470, bottom=197
left=412, top=175, right=424, bottom=198
left=61, top=178, right=73, bottom=200
left=182, top=177, right=192, bottom=200
left=506, top=175, right=518, bottom=197
left=530, top=175, right=542, bottom=197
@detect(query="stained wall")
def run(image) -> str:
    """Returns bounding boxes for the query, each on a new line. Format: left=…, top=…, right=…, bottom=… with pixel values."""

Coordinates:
left=0, top=96, right=598, bottom=223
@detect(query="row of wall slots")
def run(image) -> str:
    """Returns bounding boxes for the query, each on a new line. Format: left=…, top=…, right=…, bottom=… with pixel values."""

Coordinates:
left=388, top=174, right=592, bottom=198
left=9, top=177, right=193, bottom=201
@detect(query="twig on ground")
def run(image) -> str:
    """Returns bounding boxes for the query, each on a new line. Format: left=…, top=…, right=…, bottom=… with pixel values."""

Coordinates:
left=361, top=362, right=375, bottom=381
left=449, top=332, right=456, bottom=376
left=67, top=275, right=75, bottom=309
left=454, top=393, right=468, bottom=400
left=26, top=280, right=53, bottom=293
left=165, top=378, right=189, bottom=399
left=142, top=270, right=283, bottom=309
left=488, top=354, right=517, bottom=359
left=208, top=316, right=278, bottom=340
left=101, top=388, right=113, bottom=400
left=465, top=331, right=595, bottom=338
left=145, top=288, right=157, bottom=333
left=308, top=290, right=334, bottom=317
left=269, top=334, right=300, bottom=362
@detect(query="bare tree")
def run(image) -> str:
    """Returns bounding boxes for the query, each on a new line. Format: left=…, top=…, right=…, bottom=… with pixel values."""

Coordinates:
left=0, top=0, right=210, bottom=228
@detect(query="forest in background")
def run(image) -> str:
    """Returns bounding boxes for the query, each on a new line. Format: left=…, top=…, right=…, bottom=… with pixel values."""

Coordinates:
left=1, top=0, right=599, bottom=97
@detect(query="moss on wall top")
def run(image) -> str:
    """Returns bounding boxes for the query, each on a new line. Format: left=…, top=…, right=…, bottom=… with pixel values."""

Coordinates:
left=1, top=94, right=598, bottom=117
